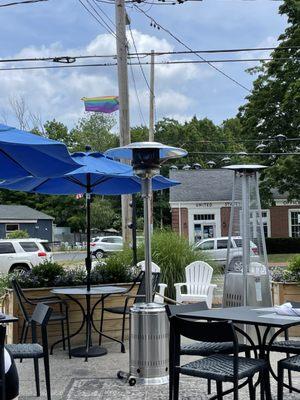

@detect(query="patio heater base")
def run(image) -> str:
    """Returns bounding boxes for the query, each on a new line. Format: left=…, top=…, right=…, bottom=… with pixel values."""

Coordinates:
left=117, top=302, right=169, bottom=386
left=70, top=345, right=107, bottom=358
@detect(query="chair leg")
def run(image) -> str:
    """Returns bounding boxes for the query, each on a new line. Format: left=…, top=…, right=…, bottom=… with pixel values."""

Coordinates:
left=24, top=323, right=29, bottom=343
left=33, top=358, right=40, bottom=397
left=19, top=320, right=26, bottom=343
left=173, top=369, right=180, bottom=400
left=248, top=377, right=256, bottom=400
left=207, top=379, right=211, bottom=395
left=287, top=367, right=292, bottom=393
left=216, top=381, right=223, bottom=400
left=65, top=311, right=71, bottom=359
left=99, top=305, right=105, bottom=346
left=263, top=369, right=271, bottom=400
left=121, top=311, right=126, bottom=352
left=60, top=320, right=66, bottom=351
left=277, top=364, right=284, bottom=400
left=44, top=354, right=51, bottom=400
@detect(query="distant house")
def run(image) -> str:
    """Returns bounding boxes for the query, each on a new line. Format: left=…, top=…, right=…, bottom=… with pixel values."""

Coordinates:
left=0, top=205, right=54, bottom=241
left=169, top=169, right=300, bottom=243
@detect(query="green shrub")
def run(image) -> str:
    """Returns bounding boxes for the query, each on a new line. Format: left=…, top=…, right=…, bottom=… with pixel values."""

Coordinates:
left=7, top=230, right=29, bottom=239
left=288, top=255, right=300, bottom=274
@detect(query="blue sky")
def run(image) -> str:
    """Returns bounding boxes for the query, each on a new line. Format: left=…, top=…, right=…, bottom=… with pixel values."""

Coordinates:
left=0, top=0, right=287, bottom=130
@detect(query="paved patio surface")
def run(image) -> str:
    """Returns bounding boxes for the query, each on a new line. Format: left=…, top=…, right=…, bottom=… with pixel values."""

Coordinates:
left=16, top=340, right=300, bottom=399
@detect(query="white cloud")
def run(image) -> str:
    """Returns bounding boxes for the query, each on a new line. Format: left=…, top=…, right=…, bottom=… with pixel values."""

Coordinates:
left=0, top=29, right=211, bottom=129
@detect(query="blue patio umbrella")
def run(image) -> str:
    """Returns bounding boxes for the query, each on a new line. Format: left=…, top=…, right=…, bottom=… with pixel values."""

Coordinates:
left=0, top=124, right=78, bottom=179
left=0, top=150, right=179, bottom=290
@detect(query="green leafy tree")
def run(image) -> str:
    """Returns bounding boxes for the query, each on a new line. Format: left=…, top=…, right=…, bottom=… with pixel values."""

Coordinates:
left=239, top=0, right=300, bottom=199
left=91, top=198, right=117, bottom=231
left=71, top=113, right=118, bottom=152
left=44, top=119, right=74, bottom=147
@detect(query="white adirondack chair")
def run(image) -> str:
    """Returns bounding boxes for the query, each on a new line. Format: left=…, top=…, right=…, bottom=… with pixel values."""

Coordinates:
left=174, top=261, right=217, bottom=308
left=137, top=260, right=167, bottom=304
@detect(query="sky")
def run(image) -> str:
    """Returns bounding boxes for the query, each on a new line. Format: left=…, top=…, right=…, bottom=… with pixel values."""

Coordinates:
left=0, top=0, right=287, bottom=131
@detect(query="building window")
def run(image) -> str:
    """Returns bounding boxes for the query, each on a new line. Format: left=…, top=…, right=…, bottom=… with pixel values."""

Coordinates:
left=6, top=224, right=19, bottom=234
left=194, top=214, right=215, bottom=221
left=290, top=211, right=300, bottom=238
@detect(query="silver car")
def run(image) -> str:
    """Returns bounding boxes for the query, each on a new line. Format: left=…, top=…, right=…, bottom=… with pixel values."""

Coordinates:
left=91, top=236, right=123, bottom=258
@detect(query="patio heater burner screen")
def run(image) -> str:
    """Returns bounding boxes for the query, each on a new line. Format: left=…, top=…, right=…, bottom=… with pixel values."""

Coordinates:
left=223, top=165, right=272, bottom=310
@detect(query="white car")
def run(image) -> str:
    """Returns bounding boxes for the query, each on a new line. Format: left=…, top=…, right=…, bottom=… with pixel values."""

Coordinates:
left=91, top=236, right=123, bottom=258
left=194, top=236, right=259, bottom=272
left=0, top=238, right=53, bottom=274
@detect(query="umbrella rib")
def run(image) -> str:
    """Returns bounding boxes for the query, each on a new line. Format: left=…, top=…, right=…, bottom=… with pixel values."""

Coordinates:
left=90, top=176, right=112, bottom=188
left=65, top=176, right=87, bottom=189
left=0, top=147, right=30, bottom=172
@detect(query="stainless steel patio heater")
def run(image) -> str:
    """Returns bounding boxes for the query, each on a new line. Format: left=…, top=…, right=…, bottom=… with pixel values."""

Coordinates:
left=106, top=142, right=187, bottom=386
left=223, top=165, right=272, bottom=311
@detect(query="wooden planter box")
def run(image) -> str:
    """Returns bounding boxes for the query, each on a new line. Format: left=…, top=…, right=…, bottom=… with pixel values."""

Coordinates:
left=2, top=283, right=137, bottom=346
left=272, top=281, right=300, bottom=337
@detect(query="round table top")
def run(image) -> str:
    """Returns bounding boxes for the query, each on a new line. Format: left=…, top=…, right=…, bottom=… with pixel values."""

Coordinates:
left=51, top=286, right=127, bottom=296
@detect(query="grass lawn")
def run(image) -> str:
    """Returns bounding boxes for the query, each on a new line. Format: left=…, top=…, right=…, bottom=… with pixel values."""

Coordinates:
left=268, top=253, right=300, bottom=264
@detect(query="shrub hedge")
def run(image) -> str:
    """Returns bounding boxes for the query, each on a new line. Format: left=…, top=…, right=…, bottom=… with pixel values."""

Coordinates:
left=266, top=238, right=300, bottom=254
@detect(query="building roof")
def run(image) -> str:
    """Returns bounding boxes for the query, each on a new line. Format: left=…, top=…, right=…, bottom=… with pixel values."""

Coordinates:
left=169, top=169, right=286, bottom=202
left=0, top=205, right=54, bottom=220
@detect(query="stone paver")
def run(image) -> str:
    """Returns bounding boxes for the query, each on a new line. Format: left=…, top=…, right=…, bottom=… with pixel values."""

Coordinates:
left=15, top=340, right=300, bottom=399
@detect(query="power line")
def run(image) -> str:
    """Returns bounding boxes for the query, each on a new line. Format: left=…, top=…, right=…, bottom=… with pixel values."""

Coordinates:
left=91, top=0, right=116, bottom=27
left=78, top=0, right=116, bottom=38
left=134, top=5, right=252, bottom=92
left=0, top=0, right=47, bottom=7
left=129, top=62, right=147, bottom=125
left=0, top=57, right=297, bottom=71
left=0, top=47, right=298, bottom=64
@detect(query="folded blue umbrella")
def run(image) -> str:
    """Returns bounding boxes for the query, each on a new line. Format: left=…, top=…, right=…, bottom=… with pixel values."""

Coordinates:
left=0, top=151, right=179, bottom=291
left=0, top=124, right=78, bottom=179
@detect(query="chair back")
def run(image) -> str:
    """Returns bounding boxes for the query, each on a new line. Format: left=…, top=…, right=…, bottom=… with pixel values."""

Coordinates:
left=185, top=261, right=213, bottom=295
left=135, top=271, right=161, bottom=303
left=11, top=279, right=30, bottom=322
left=137, top=260, right=160, bottom=273
left=165, top=302, right=208, bottom=319
left=0, top=325, right=6, bottom=398
left=31, top=303, right=52, bottom=351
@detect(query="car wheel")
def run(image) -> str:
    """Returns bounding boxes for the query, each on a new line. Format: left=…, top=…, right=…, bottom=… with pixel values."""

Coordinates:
left=9, top=264, right=30, bottom=274
left=229, top=258, right=243, bottom=272
left=95, top=250, right=105, bottom=259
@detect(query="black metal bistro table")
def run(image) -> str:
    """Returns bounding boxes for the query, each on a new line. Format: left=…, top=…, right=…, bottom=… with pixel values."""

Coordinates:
left=51, top=286, right=127, bottom=362
left=179, top=306, right=300, bottom=397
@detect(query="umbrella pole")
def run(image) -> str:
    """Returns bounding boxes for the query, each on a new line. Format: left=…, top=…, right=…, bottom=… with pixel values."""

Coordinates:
left=142, top=177, right=152, bottom=304
left=86, top=174, right=92, bottom=292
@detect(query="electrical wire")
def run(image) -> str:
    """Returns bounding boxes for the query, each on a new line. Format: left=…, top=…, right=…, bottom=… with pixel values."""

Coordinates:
left=91, top=0, right=116, bottom=27
left=78, top=0, right=116, bottom=38
left=0, top=0, right=47, bottom=6
left=134, top=5, right=252, bottom=92
left=0, top=57, right=297, bottom=71
left=0, top=47, right=298, bottom=64
left=129, top=63, right=147, bottom=125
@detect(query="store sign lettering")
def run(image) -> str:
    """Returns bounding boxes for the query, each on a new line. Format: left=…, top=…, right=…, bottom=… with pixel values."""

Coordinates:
left=195, top=203, right=213, bottom=207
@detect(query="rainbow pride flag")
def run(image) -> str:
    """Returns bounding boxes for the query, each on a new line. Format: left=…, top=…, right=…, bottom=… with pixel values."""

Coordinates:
left=82, top=96, right=119, bottom=113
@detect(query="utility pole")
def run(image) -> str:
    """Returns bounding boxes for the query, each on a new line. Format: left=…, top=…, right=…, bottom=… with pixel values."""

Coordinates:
left=115, top=0, right=131, bottom=243
left=149, top=50, right=155, bottom=142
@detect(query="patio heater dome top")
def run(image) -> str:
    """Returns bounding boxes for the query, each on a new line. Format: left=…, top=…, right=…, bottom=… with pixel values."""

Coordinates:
left=105, top=142, right=187, bottom=177
left=223, top=164, right=267, bottom=172
left=105, top=142, right=187, bottom=161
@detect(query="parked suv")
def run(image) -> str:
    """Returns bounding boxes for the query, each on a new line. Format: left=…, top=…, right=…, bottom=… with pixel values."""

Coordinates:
left=91, top=236, right=123, bottom=258
left=194, top=236, right=259, bottom=271
left=0, top=238, right=53, bottom=274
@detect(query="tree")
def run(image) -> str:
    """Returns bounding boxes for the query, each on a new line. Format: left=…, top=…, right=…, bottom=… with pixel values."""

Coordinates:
left=70, top=113, right=119, bottom=152
left=90, top=198, right=117, bottom=231
left=239, top=0, right=300, bottom=199
left=44, top=120, right=74, bottom=147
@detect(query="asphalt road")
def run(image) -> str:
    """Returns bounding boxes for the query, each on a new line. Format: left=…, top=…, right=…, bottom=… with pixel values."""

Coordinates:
left=52, top=251, right=86, bottom=263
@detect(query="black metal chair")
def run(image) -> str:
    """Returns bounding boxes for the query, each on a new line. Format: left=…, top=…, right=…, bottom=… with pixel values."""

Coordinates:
left=11, top=278, right=71, bottom=357
left=99, top=270, right=161, bottom=352
left=6, top=303, right=52, bottom=400
left=0, top=325, right=6, bottom=400
left=169, top=316, right=270, bottom=400
left=166, top=303, right=252, bottom=395
left=278, top=354, right=300, bottom=400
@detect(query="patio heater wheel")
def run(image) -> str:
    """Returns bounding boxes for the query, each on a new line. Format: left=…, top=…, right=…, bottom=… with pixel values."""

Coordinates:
left=117, top=370, right=136, bottom=386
